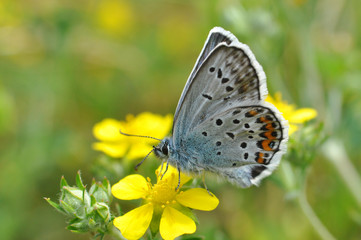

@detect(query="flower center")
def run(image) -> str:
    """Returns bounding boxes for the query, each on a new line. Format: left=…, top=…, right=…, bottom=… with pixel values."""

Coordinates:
left=147, top=177, right=177, bottom=205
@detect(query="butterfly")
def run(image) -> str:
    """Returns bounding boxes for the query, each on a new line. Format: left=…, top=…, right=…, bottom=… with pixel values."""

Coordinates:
left=125, top=27, right=288, bottom=188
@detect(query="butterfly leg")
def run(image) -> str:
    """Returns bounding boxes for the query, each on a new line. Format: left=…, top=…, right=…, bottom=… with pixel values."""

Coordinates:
left=157, top=159, right=166, bottom=178
left=160, top=160, right=170, bottom=180
left=202, top=172, right=213, bottom=196
left=175, top=165, right=181, bottom=191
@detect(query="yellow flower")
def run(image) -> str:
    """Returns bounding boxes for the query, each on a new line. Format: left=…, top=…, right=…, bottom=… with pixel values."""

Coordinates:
left=266, top=92, right=317, bottom=135
left=93, top=112, right=172, bottom=160
left=96, top=0, right=134, bottom=36
left=111, top=166, right=219, bottom=240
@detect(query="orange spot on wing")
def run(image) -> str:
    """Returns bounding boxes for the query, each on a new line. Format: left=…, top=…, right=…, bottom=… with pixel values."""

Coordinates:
left=264, top=131, right=276, bottom=140
left=259, top=116, right=271, bottom=123
left=249, top=110, right=258, bottom=116
left=262, top=140, right=273, bottom=151
left=257, top=152, right=265, bottom=164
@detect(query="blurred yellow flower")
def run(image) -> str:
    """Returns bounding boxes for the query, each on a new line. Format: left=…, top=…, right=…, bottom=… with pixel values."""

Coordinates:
left=93, top=112, right=172, bottom=160
left=112, top=165, right=219, bottom=240
left=96, top=0, right=134, bottom=36
left=266, top=92, right=317, bottom=135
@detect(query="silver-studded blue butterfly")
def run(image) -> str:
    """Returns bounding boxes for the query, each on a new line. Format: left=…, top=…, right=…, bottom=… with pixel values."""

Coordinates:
left=142, top=27, right=288, bottom=188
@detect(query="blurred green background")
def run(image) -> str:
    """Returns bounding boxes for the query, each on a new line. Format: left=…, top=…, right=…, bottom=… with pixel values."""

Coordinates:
left=1, top=0, right=361, bottom=239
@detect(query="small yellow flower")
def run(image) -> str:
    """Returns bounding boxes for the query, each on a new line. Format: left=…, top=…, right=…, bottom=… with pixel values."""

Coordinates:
left=96, top=0, right=134, bottom=36
left=111, top=166, right=219, bottom=240
left=266, top=92, right=317, bottom=135
left=93, top=112, right=172, bottom=160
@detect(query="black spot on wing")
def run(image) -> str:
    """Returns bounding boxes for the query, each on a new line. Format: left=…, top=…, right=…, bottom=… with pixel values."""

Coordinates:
left=202, top=94, right=212, bottom=100
left=221, top=78, right=229, bottom=84
left=233, top=110, right=241, bottom=115
left=217, top=69, right=223, bottom=78
left=226, top=86, right=234, bottom=92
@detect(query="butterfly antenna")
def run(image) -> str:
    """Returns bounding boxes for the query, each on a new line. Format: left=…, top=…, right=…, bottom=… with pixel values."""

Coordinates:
left=135, top=147, right=155, bottom=171
left=119, top=128, right=162, bottom=141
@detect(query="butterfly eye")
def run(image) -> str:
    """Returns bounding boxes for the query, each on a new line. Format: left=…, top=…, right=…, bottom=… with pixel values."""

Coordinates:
left=161, top=143, right=168, bottom=155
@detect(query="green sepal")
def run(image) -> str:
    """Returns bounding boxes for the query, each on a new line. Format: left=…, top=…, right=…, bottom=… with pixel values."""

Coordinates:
left=76, top=170, right=85, bottom=190
left=59, top=200, right=77, bottom=217
left=103, top=177, right=111, bottom=197
left=60, top=176, right=68, bottom=188
left=149, top=207, right=162, bottom=237
left=90, top=194, right=97, bottom=206
left=44, top=197, right=66, bottom=214
left=114, top=202, right=122, bottom=216
left=94, top=202, right=110, bottom=221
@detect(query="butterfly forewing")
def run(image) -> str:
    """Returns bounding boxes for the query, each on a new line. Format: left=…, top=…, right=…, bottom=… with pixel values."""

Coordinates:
left=173, top=44, right=267, bottom=141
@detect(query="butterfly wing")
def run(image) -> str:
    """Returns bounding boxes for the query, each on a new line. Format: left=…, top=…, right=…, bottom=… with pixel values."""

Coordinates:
left=172, top=27, right=288, bottom=187
left=173, top=27, right=237, bottom=129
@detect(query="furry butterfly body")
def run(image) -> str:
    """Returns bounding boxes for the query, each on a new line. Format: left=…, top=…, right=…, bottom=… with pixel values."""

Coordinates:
left=154, top=27, right=288, bottom=188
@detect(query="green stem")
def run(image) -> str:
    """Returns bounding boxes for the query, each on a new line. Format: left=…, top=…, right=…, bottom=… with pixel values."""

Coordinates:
left=107, top=224, right=124, bottom=240
left=323, top=139, right=361, bottom=208
left=297, top=191, right=336, bottom=240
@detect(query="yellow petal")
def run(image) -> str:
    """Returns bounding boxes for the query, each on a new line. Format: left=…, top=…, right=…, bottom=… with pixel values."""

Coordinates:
left=126, top=143, right=153, bottom=160
left=160, top=206, right=196, bottom=240
left=112, top=174, right=149, bottom=200
left=113, top=203, right=153, bottom=240
left=126, top=112, right=173, bottom=140
left=288, top=108, right=317, bottom=123
left=92, top=142, right=128, bottom=158
left=93, top=118, right=125, bottom=141
left=176, top=188, right=219, bottom=211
